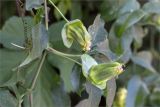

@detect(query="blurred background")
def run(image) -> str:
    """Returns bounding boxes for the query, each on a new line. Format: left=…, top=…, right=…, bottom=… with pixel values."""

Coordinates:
left=0, top=0, right=160, bottom=107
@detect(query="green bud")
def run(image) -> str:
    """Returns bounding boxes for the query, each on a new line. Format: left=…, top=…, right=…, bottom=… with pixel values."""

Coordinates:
left=62, top=19, right=91, bottom=51
left=114, top=88, right=127, bottom=107
left=88, top=62, right=124, bottom=89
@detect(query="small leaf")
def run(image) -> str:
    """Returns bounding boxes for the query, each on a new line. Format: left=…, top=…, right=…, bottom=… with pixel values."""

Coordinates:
left=106, top=78, right=117, bottom=107
left=88, top=14, right=107, bottom=47
left=0, top=88, right=18, bottom=107
left=19, top=23, right=48, bottom=67
left=131, top=51, right=156, bottom=73
left=81, top=54, right=97, bottom=78
left=25, top=0, right=43, bottom=10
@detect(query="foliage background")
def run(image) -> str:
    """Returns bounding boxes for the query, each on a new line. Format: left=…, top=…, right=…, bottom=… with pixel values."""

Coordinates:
left=0, top=0, right=160, bottom=107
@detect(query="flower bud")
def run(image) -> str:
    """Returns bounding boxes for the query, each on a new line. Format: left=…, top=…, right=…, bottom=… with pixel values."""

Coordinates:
left=62, top=19, right=91, bottom=51
left=88, top=62, right=124, bottom=89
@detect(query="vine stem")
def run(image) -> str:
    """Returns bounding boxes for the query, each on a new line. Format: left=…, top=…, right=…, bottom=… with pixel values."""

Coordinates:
left=28, top=52, right=47, bottom=107
left=48, top=0, right=69, bottom=23
left=47, top=46, right=81, bottom=57
left=44, top=0, right=49, bottom=30
left=29, top=1, right=48, bottom=107
left=46, top=47, right=82, bottom=66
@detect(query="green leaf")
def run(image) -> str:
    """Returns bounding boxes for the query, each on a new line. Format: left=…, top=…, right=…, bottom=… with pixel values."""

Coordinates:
left=48, top=21, right=82, bottom=53
left=117, top=0, right=140, bottom=16
left=132, top=25, right=146, bottom=48
left=48, top=21, right=66, bottom=48
left=106, top=78, right=116, bottom=107
left=0, top=49, right=26, bottom=87
left=54, top=0, right=71, bottom=20
left=34, top=7, right=45, bottom=24
left=52, top=82, right=71, bottom=107
left=81, top=54, right=97, bottom=78
left=142, top=1, right=160, bottom=14
left=108, top=27, right=133, bottom=62
left=115, top=9, right=145, bottom=37
left=100, top=0, right=140, bottom=21
left=47, top=53, right=75, bottom=92
left=19, top=23, right=48, bottom=67
left=25, top=0, right=43, bottom=10
left=71, top=0, right=82, bottom=20
left=97, top=39, right=117, bottom=61
left=126, top=76, right=149, bottom=107
left=76, top=82, right=102, bottom=107
left=0, top=88, right=18, bottom=107
left=88, top=14, right=107, bottom=47
left=100, top=0, right=120, bottom=21
left=131, top=51, right=156, bottom=73
left=0, top=16, right=33, bottom=50
left=21, top=59, right=70, bottom=107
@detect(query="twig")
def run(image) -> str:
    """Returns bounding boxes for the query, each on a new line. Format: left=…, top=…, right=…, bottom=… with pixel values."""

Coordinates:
left=48, top=0, right=69, bottom=22
left=46, top=47, right=82, bottom=66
